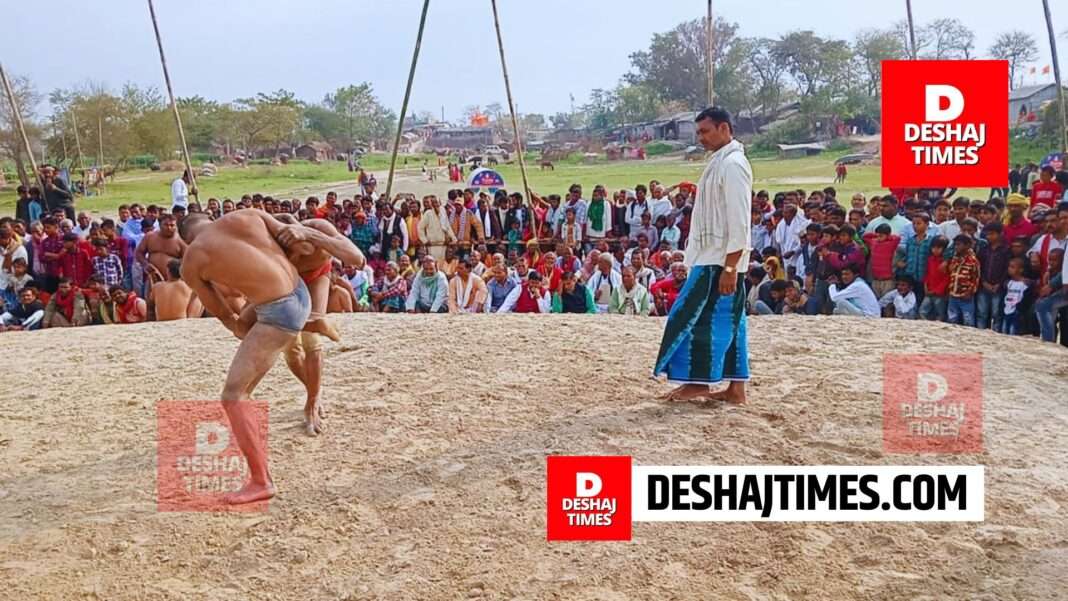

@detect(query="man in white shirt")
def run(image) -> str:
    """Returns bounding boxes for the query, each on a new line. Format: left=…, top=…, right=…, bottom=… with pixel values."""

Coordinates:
left=828, top=266, right=880, bottom=317
left=171, top=170, right=194, bottom=210
left=773, top=202, right=810, bottom=274
left=649, top=185, right=674, bottom=223
left=654, top=107, right=751, bottom=404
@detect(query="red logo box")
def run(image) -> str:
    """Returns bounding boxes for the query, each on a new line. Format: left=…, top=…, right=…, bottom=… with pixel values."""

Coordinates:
left=157, top=400, right=269, bottom=512
left=883, top=354, right=983, bottom=454
left=882, top=60, right=1008, bottom=188
left=546, top=455, right=632, bottom=541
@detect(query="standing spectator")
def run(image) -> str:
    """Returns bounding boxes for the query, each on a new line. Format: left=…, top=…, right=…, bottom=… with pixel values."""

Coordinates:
left=658, top=215, right=681, bottom=252
left=40, top=165, right=74, bottom=219
left=58, top=233, right=93, bottom=288
left=1001, top=257, right=1030, bottom=335
left=171, top=170, right=195, bottom=210
left=1027, top=203, right=1068, bottom=275
left=629, top=212, right=659, bottom=250
left=38, top=218, right=65, bottom=294
left=584, top=185, right=612, bottom=251
left=920, top=237, right=950, bottom=321
left=773, top=202, right=809, bottom=276
left=866, top=196, right=910, bottom=236
left=862, top=224, right=901, bottom=299
left=1002, top=194, right=1039, bottom=242
left=90, top=238, right=124, bottom=290
left=1008, top=164, right=1022, bottom=194
left=1034, top=248, right=1067, bottom=342
left=626, top=185, right=650, bottom=232
left=348, top=211, right=377, bottom=257
left=977, top=223, right=1010, bottom=331
left=946, top=235, right=980, bottom=327
left=822, top=225, right=865, bottom=277
left=72, top=213, right=93, bottom=239
left=895, top=213, right=935, bottom=303
left=1030, top=166, right=1063, bottom=210
left=15, top=185, right=43, bottom=224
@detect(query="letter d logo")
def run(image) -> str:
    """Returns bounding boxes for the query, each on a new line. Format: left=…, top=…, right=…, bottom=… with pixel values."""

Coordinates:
left=195, top=421, right=230, bottom=455
left=575, top=472, right=602, bottom=497
left=917, top=372, right=948, bottom=403
left=925, top=84, right=964, bottom=122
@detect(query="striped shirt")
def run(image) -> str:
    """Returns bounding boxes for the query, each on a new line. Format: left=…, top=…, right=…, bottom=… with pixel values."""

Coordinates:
left=92, top=253, right=124, bottom=288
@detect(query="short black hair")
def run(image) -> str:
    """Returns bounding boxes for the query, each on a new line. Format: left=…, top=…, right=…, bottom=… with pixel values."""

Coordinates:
left=931, top=236, right=949, bottom=249
left=874, top=224, right=891, bottom=235
left=168, top=259, right=182, bottom=279
left=695, top=106, right=733, bottom=133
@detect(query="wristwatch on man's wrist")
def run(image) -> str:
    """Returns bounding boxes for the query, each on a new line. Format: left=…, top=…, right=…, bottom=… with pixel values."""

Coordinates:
left=723, top=265, right=736, bottom=274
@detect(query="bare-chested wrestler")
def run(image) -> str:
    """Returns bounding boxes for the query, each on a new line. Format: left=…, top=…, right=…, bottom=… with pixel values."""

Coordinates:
left=270, top=214, right=364, bottom=435
left=178, top=209, right=355, bottom=504
left=148, top=259, right=203, bottom=321
left=135, top=214, right=186, bottom=283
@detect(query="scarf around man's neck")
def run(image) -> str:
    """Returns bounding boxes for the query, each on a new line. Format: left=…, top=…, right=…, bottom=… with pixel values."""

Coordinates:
left=588, top=197, right=605, bottom=231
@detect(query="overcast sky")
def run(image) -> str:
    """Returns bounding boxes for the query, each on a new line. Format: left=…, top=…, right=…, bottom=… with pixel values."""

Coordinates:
left=4, top=0, right=1065, bottom=120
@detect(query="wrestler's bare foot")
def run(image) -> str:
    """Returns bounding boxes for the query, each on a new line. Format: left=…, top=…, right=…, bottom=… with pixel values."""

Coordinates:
left=705, top=382, right=747, bottom=405
left=303, top=318, right=341, bottom=342
left=659, top=384, right=712, bottom=402
left=303, top=402, right=323, bottom=436
left=224, top=480, right=275, bottom=505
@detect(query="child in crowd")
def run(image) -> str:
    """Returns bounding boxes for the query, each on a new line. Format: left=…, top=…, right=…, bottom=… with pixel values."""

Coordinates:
left=920, top=237, right=950, bottom=321
left=782, top=281, right=809, bottom=315
left=946, top=235, right=981, bottom=327
left=879, top=275, right=918, bottom=319
left=1001, top=257, right=1030, bottom=335
left=862, top=224, right=901, bottom=299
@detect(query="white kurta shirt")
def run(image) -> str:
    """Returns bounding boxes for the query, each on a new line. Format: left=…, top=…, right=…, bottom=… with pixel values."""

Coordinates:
left=685, top=139, right=752, bottom=269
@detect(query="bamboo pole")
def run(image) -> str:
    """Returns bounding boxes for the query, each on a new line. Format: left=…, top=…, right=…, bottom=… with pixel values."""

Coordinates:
left=490, top=0, right=539, bottom=239
left=0, top=62, right=44, bottom=190
left=97, top=115, right=104, bottom=168
left=385, top=0, right=431, bottom=201
left=905, top=0, right=918, bottom=59
left=70, top=110, right=84, bottom=169
left=706, top=0, right=714, bottom=106
left=148, top=0, right=198, bottom=203
left=1042, top=0, right=1068, bottom=152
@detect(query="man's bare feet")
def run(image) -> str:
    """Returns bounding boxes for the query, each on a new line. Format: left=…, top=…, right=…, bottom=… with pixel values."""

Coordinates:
left=303, top=400, right=323, bottom=436
left=705, top=382, right=747, bottom=405
left=659, top=384, right=713, bottom=402
left=303, top=318, right=341, bottom=342
left=224, top=480, right=276, bottom=505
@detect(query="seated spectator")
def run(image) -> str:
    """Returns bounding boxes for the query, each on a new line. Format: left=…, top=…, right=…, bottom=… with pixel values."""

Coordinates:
left=485, top=265, right=519, bottom=313
left=327, top=271, right=357, bottom=313
left=447, top=258, right=488, bottom=314
left=782, top=282, right=809, bottom=315
left=0, top=286, right=44, bottom=331
left=630, top=253, right=656, bottom=291
left=609, top=266, right=652, bottom=316
left=651, top=262, right=688, bottom=315
left=148, top=259, right=203, bottom=321
left=587, top=254, right=622, bottom=313
left=498, top=271, right=551, bottom=313
left=105, top=284, right=148, bottom=324
left=552, top=270, right=596, bottom=314
left=2, top=256, right=33, bottom=310
left=406, top=256, right=449, bottom=313
left=879, top=276, right=918, bottom=319
left=43, top=277, right=91, bottom=328
left=755, top=279, right=790, bottom=315
left=828, top=267, right=880, bottom=317
left=370, top=261, right=408, bottom=313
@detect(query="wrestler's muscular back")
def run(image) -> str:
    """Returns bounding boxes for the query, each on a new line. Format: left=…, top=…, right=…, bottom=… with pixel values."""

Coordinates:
left=184, top=211, right=300, bottom=306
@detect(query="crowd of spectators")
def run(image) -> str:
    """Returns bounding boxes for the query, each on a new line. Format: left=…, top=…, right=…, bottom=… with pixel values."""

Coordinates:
left=2, top=163, right=1066, bottom=345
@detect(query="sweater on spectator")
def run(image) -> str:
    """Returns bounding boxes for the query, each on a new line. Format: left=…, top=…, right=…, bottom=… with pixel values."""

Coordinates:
left=823, top=242, right=866, bottom=275
left=977, top=242, right=1011, bottom=290
left=947, top=251, right=980, bottom=298
left=924, top=256, right=950, bottom=296
left=862, top=232, right=901, bottom=280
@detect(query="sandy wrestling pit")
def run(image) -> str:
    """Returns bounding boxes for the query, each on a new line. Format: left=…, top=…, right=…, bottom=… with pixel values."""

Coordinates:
left=1, top=315, right=1066, bottom=600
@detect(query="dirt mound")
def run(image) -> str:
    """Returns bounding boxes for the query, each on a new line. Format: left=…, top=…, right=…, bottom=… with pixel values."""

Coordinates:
left=0, top=315, right=1065, bottom=600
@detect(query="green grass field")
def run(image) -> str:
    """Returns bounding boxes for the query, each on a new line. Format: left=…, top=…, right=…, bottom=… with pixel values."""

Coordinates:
left=0, top=150, right=993, bottom=218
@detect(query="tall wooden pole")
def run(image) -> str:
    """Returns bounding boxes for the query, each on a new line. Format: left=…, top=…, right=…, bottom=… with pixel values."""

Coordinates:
left=490, top=0, right=539, bottom=238
left=1043, top=0, right=1068, bottom=151
left=97, top=115, right=104, bottom=168
left=0, top=63, right=43, bottom=190
left=55, top=115, right=68, bottom=165
left=706, top=0, right=714, bottom=106
left=70, top=110, right=85, bottom=170
left=385, top=0, right=431, bottom=201
left=148, top=0, right=198, bottom=202
left=906, top=0, right=918, bottom=59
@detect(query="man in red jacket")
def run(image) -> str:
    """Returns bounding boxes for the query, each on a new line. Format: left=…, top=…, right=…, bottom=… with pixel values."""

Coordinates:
left=1031, top=166, right=1063, bottom=210
left=862, top=224, right=901, bottom=299
left=57, top=233, right=94, bottom=288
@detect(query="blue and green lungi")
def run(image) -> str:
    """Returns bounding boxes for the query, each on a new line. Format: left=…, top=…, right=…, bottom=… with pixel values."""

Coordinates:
left=653, top=264, right=749, bottom=385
